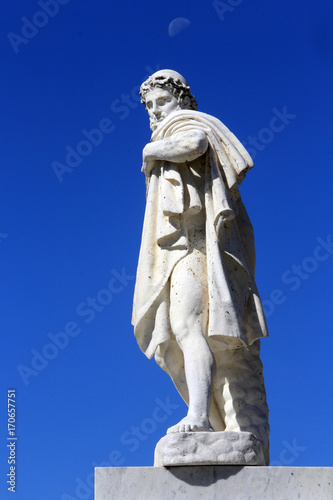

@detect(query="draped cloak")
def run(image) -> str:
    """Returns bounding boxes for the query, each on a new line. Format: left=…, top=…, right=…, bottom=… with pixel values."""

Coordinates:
left=132, top=110, right=268, bottom=424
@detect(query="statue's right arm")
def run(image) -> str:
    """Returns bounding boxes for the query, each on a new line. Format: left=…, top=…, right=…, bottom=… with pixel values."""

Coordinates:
left=143, top=130, right=208, bottom=171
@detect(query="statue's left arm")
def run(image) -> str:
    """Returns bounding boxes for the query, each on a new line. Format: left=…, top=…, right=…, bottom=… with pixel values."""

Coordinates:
left=143, top=130, right=208, bottom=176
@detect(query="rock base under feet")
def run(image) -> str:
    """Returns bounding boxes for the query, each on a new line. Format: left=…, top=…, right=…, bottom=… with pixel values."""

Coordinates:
left=154, top=431, right=265, bottom=466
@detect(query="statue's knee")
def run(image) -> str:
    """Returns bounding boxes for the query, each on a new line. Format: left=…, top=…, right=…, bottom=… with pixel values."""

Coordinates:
left=170, top=317, right=190, bottom=346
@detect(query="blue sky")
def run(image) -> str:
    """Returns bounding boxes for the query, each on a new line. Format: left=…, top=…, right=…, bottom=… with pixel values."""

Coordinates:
left=1, top=0, right=333, bottom=498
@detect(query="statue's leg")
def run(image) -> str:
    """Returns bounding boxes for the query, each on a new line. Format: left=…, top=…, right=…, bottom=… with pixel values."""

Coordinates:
left=214, top=341, right=270, bottom=463
left=167, top=247, right=216, bottom=433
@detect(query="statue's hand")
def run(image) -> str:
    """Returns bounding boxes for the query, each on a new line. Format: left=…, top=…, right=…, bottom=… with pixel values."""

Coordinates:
left=142, top=158, right=159, bottom=176
left=142, top=143, right=159, bottom=176
left=142, top=142, right=155, bottom=161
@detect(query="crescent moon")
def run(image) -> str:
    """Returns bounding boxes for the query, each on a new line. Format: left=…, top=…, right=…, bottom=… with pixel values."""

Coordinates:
left=168, top=18, right=191, bottom=37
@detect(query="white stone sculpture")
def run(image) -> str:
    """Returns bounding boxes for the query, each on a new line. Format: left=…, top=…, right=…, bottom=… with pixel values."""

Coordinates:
left=132, top=70, right=270, bottom=466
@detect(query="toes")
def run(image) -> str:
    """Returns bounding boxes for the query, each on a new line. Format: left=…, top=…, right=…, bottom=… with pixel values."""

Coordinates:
left=167, top=418, right=213, bottom=434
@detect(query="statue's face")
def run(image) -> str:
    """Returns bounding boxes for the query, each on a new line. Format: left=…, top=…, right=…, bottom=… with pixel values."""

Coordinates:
left=144, top=88, right=179, bottom=131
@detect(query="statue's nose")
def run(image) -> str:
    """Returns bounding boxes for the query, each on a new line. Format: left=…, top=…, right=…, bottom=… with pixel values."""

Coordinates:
left=151, top=102, right=161, bottom=115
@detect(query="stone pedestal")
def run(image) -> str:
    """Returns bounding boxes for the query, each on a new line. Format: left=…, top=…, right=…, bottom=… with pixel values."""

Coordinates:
left=95, top=466, right=333, bottom=499
left=154, top=431, right=265, bottom=466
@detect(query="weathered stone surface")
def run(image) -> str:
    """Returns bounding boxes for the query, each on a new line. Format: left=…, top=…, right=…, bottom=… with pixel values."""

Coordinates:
left=154, top=431, right=265, bottom=466
left=95, top=466, right=333, bottom=500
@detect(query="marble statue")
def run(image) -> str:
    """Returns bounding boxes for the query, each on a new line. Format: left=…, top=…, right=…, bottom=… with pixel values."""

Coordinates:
left=132, top=70, right=270, bottom=465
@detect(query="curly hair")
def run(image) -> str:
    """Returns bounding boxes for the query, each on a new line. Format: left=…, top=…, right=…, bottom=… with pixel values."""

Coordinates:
left=140, top=73, right=198, bottom=111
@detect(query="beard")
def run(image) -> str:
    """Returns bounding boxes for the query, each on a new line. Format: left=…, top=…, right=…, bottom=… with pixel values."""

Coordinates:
left=149, top=114, right=167, bottom=131
left=149, top=119, right=157, bottom=131
left=149, top=117, right=160, bottom=131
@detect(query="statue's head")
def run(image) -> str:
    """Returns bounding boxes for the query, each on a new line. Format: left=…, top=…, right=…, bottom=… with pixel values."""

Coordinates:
left=140, top=69, right=198, bottom=131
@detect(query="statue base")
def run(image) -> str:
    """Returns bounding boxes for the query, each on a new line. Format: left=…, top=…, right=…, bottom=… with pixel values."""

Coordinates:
left=95, top=466, right=333, bottom=499
left=154, top=431, right=266, bottom=466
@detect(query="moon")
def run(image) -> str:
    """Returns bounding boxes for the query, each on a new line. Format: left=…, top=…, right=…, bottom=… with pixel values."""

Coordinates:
left=168, top=18, right=191, bottom=37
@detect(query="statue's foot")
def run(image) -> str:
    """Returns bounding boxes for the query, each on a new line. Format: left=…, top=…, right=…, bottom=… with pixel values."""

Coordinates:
left=167, top=415, right=214, bottom=434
